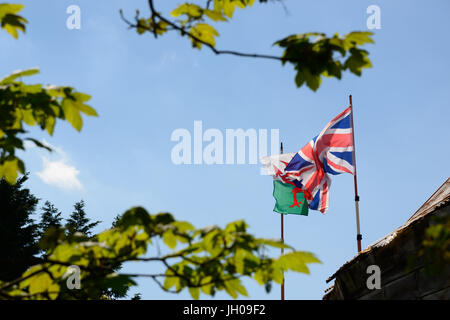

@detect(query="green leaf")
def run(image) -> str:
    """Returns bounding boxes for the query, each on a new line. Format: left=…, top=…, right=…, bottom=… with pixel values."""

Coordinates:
left=0, top=68, right=39, bottom=84
left=275, top=251, right=321, bottom=274
left=172, top=221, right=195, bottom=232
left=221, top=1, right=236, bottom=18
left=72, top=91, right=92, bottom=102
left=21, top=83, right=43, bottom=94
left=163, top=274, right=179, bottom=291
left=136, top=18, right=149, bottom=34
left=189, top=23, right=219, bottom=49
left=202, top=229, right=222, bottom=256
left=0, top=159, right=20, bottom=184
left=28, top=273, right=52, bottom=296
left=48, top=283, right=60, bottom=300
left=272, top=267, right=284, bottom=284
left=0, top=3, right=24, bottom=17
left=345, top=31, right=374, bottom=45
left=256, top=238, right=292, bottom=250
left=200, top=276, right=213, bottom=295
left=116, top=207, right=153, bottom=229
left=0, top=4, right=27, bottom=38
left=171, top=3, right=203, bottom=18
left=224, top=220, right=248, bottom=233
left=296, top=68, right=321, bottom=91
left=62, top=99, right=83, bottom=131
left=188, top=286, right=200, bottom=300
left=253, top=269, right=265, bottom=285
left=75, top=102, right=98, bottom=117
left=204, top=9, right=227, bottom=22
left=294, top=70, right=306, bottom=88
left=227, top=279, right=248, bottom=297
left=24, top=138, right=52, bottom=151
left=21, top=109, right=35, bottom=126
left=223, top=278, right=248, bottom=298
left=45, top=116, right=56, bottom=135
left=344, top=49, right=372, bottom=76
left=163, top=229, right=177, bottom=249
left=305, top=73, right=321, bottom=91
left=19, top=265, right=43, bottom=289
left=102, top=274, right=137, bottom=297
left=223, top=281, right=237, bottom=298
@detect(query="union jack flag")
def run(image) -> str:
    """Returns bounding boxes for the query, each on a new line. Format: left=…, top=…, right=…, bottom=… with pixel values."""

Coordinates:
left=284, top=107, right=355, bottom=213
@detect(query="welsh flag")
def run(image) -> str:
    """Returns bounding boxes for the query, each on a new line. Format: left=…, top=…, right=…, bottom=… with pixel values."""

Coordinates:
left=261, top=153, right=312, bottom=216
left=272, top=180, right=309, bottom=215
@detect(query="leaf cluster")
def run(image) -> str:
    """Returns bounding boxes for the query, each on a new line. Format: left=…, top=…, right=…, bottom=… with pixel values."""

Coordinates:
left=0, top=207, right=320, bottom=300
left=0, top=68, right=98, bottom=183
left=274, top=32, right=374, bottom=91
left=0, top=3, right=27, bottom=38
left=417, top=214, right=450, bottom=276
left=0, top=3, right=98, bottom=184
left=122, top=0, right=374, bottom=91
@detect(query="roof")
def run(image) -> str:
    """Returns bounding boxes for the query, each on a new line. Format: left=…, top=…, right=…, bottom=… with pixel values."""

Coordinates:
left=326, top=177, right=450, bottom=284
left=406, top=177, right=450, bottom=224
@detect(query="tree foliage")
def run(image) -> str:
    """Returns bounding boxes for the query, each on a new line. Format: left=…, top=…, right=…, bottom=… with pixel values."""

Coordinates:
left=0, top=175, right=39, bottom=281
left=38, top=201, right=63, bottom=239
left=0, top=4, right=98, bottom=184
left=66, top=200, right=101, bottom=237
left=0, top=207, right=321, bottom=300
left=0, top=3, right=26, bottom=38
left=0, top=2, right=325, bottom=300
left=418, top=214, right=450, bottom=275
left=121, top=0, right=374, bottom=91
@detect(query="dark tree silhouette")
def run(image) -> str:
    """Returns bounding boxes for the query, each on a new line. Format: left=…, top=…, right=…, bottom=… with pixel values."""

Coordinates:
left=0, top=175, right=39, bottom=281
left=66, top=200, right=100, bottom=237
left=38, top=201, right=63, bottom=238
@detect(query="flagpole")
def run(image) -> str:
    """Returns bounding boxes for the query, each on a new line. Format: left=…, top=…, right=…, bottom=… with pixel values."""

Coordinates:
left=349, top=95, right=362, bottom=253
left=280, top=142, right=285, bottom=300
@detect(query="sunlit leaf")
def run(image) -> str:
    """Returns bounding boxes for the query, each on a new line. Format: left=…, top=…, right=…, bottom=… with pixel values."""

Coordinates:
left=62, top=99, right=83, bottom=131
left=0, top=159, right=20, bottom=184
left=189, top=23, right=219, bottom=48
left=0, top=68, right=39, bottom=84
left=171, top=3, right=203, bottom=18
left=0, top=3, right=27, bottom=38
left=163, top=229, right=177, bottom=249
left=275, top=251, right=321, bottom=274
left=204, top=9, right=227, bottom=21
left=188, top=286, right=200, bottom=300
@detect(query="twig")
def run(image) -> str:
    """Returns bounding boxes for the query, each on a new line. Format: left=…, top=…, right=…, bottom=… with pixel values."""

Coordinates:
left=120, top=0, right=284, bottom=62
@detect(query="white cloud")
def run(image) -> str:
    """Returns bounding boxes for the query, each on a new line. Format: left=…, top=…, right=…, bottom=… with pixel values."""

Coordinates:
left=37, top=158, right=83, bottom=190
left=35, top=140, right=83, bottom=191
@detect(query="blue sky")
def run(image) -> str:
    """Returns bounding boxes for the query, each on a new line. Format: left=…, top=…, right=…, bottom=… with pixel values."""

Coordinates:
left=2, top=0, right=449, bottom=299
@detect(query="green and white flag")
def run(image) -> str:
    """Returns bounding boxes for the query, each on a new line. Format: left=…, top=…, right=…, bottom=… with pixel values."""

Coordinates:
left=272, top=180, right=309, bottom=215
left=261, top=153, right=309, bottom=216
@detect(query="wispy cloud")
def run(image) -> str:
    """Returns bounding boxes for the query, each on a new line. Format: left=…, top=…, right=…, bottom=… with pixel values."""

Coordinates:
left=34, top=140, right=83, bottom=191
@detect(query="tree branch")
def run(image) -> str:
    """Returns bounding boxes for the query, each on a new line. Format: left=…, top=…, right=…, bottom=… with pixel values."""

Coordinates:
left=120, top=0, right=284, bottom=62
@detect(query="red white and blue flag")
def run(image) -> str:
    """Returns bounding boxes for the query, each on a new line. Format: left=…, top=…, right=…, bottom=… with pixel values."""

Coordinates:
left=284, top=107, right=355, bottom=213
